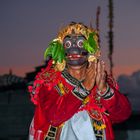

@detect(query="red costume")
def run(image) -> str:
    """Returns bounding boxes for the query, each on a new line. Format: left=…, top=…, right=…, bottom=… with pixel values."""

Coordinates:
left=28, top=22, right=131, bottom=140
left=28, top=60, right=131, bottom=140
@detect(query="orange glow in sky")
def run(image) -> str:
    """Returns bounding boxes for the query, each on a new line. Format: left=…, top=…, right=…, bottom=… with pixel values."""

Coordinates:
left=0, top=1, right=140, bottom=78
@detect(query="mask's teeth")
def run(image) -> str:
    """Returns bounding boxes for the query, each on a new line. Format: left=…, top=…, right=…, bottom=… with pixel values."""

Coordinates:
left=67, top=54, right=82, bottom=58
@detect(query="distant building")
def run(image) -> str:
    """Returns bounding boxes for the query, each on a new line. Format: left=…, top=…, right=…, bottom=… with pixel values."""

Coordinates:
left=115, top=70, right=140, bottom=140
left=0, top=73, right=34, bottom=139
left=25, top=60, right=49, bottom=82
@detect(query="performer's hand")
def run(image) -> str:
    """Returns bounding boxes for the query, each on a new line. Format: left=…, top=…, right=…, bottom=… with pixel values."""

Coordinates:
left=82, top=62, right=97, bottom=91
left=96, top=60, right=107, bottom=92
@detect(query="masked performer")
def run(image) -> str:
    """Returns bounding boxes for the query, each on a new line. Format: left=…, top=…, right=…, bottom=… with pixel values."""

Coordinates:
left=28, top=22, right=131, bottom=140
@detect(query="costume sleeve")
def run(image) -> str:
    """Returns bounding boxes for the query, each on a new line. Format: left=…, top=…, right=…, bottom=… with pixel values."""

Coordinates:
left=100, top=78, right=132, bottom=124
left=38, top=85, right=84, bottom=127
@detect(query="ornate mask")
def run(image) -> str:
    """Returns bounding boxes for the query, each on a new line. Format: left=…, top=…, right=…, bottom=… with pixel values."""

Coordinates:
left=63, top=35, right=88, bottom=66
left=44, top=22, right=100, bottom=71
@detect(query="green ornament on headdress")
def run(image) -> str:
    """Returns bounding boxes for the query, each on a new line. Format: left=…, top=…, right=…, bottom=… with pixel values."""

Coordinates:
left=44, top=39, right=66, bottom=63
left=83, top=32, right=99, bottom=54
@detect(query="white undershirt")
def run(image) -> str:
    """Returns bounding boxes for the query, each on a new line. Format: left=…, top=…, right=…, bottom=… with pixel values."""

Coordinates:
left=60, top=110, right=97, bottom=140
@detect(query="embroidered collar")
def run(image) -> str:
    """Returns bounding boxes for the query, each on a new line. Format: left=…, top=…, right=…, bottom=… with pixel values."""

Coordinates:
left=62, top=69, right=81, bottom=87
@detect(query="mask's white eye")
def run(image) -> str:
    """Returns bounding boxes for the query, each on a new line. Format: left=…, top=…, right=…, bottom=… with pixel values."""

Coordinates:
left=77, top=39, right=84, bottom=48
left=64, top=40, right=71, bottom=48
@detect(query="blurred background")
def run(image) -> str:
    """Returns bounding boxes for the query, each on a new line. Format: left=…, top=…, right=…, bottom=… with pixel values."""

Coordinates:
left=0, top=0, right=140, bottom=139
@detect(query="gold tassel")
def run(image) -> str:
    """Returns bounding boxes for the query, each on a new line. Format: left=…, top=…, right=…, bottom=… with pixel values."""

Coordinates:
left=93, top=122, right=106, bottom=130
left=88, top=55, right=97, bottom=62
left=58, top=82, right=65, bottom=95
left=55, top=60, right=66, bottom=71
left=88, top=50, right=101, bottom=63
left=83, top=96, right=90, bottom=105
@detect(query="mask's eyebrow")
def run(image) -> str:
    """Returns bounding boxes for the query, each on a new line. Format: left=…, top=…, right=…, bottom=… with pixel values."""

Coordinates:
left=64, top=35, right=71, bottom=40
left=77, top=35, right=86, bottom=39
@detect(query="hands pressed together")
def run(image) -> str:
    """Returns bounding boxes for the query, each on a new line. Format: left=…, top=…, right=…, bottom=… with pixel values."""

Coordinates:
left=82, top=60, right=107, bottom=92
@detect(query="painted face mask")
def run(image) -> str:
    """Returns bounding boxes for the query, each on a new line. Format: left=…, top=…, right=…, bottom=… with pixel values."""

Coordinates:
left=63, top=35, right=88, bottom=66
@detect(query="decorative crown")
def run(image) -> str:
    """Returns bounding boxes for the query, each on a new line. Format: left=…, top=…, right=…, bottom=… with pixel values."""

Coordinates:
left=57, top=22, right=99, bottom=48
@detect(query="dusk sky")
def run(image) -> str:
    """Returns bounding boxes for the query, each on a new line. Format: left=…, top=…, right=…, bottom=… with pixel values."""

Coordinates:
left=0, top=0, right=140, bottom=78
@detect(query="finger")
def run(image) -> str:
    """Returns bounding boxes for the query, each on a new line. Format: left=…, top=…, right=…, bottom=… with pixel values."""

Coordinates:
left=97, top=60, right=101, bottom=73
left=100, top=61, right=106, bottom=80
left=100, top=71, right=106, bottom=82
left=87, top=62, right=96, bottom=74
left=97, top=61, right=106, bottom=84
left=96, top=61, right=107, bottom=90
left=87, top=62, right=93, bottom=71
left=96, top=61, right=102, bottom=84
left=89, top=62, right=97, bottom=78
left=93, top=62, right=97, bottom=78
left=85, top=62, right=96, bottom=82
left=98, top=72, right=107, bottom=91
left=101, top=60, right=105, bottom=72
left=87, top=62, right=92, bottom=68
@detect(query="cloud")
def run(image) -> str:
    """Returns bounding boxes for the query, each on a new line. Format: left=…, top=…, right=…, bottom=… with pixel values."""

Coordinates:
left=117, top=70, right=140, bottom=113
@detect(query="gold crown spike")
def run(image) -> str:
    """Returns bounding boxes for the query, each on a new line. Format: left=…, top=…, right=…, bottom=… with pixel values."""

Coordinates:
left=54, top=60, right=66, bottom=72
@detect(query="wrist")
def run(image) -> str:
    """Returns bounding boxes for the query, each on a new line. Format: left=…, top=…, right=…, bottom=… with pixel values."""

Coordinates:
left=99, top=84, right=108, bottom=93
left=97, top=84, right=114, bottom=99
left=97, top=83, right=110, bottom=96
left=82, top=81, right=94, bottom=91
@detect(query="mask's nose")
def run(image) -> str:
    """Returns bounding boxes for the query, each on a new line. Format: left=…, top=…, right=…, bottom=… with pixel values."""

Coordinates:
left=67, top=47, right=81, bottom=55
left=65, top=47, right=88, bottom=56
left=71, top=42, right=77, bottom=47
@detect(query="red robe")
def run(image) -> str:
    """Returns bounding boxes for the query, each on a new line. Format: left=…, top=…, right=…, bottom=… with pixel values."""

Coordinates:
left=28, top=62, right=131, bottom=140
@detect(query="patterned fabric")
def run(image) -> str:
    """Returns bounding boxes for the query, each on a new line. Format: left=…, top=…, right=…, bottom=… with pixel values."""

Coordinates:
left=45, top=126, right=57, bottom=140
left=92, top=119, right=106, bottom=140
left=62, top=69, right=81, bottom=87
left=62, top=69, right=90, bottom=100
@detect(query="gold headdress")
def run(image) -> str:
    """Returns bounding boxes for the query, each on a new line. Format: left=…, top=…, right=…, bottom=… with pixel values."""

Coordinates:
left=57, top=22, right=99, bottom=46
